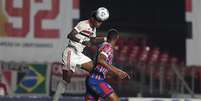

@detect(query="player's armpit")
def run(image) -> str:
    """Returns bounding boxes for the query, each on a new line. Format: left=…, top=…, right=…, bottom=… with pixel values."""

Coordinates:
left=82, top=40, right=92, bottom=47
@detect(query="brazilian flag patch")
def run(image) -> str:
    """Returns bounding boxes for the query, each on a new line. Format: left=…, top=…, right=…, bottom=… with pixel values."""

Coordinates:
left=15, top=64, right=47, bottom=94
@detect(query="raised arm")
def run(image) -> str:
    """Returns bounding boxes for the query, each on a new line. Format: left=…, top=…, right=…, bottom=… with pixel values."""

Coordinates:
left=67, top=29, right=81, bottom=43
left=97, top=53, right=130, bottom=79
left=90, top=36, right=107, bottom=45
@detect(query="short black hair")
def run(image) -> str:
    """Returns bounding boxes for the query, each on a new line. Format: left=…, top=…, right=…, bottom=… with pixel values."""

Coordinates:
left=90, top=10, right=103, bottom=22
left=90, top=10, right=96, bottom=18
left=107, top=29, right=119, bottom=42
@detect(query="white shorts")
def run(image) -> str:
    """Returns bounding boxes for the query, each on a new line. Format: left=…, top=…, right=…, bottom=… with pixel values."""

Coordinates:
left=62, top=47, right=92, bottom=72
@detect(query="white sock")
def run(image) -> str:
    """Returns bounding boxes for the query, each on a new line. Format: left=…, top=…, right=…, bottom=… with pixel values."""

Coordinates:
left=53, top=80, right=67, bottom=101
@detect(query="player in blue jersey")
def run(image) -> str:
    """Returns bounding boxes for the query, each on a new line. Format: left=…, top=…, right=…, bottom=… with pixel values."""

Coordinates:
left=85, top=29, right=130, bottom=101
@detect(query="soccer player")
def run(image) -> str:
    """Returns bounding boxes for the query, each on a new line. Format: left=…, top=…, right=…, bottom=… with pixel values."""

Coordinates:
left=85, top=29, right=130, bottom=101
left=53, top=7, right=109, bottom=101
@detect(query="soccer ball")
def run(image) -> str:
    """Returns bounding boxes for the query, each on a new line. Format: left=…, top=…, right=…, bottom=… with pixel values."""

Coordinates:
left=96, top=7, right=109, bottom=21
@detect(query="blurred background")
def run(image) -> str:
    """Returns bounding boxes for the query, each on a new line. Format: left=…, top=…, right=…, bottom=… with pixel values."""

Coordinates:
left=0, top=0, right=201, bottom=101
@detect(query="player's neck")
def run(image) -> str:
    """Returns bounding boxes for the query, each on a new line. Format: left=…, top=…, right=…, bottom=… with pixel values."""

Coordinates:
left=110, top=41, right=115, bottom=48
left=88, top=19, right=95, bottom=29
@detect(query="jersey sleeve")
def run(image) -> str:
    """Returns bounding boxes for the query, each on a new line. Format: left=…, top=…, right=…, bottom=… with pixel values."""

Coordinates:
left=74, top=21, right=86, bottom=33
left=99, top=44, right=111, bottom=58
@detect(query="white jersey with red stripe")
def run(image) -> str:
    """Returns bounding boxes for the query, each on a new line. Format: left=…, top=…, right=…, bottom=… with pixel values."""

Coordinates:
left=68, top=20, right=96, bottom=53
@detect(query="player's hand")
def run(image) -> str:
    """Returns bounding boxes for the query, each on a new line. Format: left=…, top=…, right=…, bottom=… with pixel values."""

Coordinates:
left=82, top=41, right=92, bottom=47
left=117, top=70, right=131, bottom=80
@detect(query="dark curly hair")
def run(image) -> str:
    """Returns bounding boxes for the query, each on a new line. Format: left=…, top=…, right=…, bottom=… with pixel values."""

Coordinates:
left=107, top=29, right=119, bottom=42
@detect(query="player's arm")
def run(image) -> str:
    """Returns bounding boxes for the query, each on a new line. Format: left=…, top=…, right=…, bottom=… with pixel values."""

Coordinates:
left=90, top=36, right=107, bottom=44
left=97, top=52, right=130, bottom=79
left=67, top=29, right=81, bottom=43
left=67, top=29, right=89, bottom=46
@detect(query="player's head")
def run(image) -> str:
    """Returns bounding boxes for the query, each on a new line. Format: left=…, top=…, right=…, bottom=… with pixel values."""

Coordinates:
left=90, top=7, right=109, bottom=28
left=107, top=29, right=119, bottom=44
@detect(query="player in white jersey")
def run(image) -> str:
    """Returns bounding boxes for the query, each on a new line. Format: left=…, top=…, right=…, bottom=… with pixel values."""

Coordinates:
left=53, top=7, right=109, bottom=101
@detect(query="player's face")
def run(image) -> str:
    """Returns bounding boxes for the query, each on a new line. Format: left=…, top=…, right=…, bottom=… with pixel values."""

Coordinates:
left=93, top=20, right=103, bottom=28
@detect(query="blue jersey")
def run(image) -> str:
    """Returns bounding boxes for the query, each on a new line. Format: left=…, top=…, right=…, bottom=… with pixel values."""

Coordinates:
left=85, top=42, right=114, bottom=100
left=90, top=42, right=113, bottom=80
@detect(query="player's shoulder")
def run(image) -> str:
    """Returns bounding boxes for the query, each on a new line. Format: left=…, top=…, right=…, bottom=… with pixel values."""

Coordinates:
left=75, top=19, right=91, bottom=31
left=101, top=42, right=112, bottom=49
left=103, top=42, right=112, bottom=46
left=77, top=19, right=90, bottom=26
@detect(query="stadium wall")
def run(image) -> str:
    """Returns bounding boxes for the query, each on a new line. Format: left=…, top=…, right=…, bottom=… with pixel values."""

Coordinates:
left=0, top=96, right=200, bottom=101
left=186, top=0, right=201, bottom=66
left=0, top=0, right=79, bottom=62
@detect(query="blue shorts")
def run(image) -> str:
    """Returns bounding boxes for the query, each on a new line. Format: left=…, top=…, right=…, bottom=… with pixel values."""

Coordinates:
left=85, top=77, right=114, bottom=101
